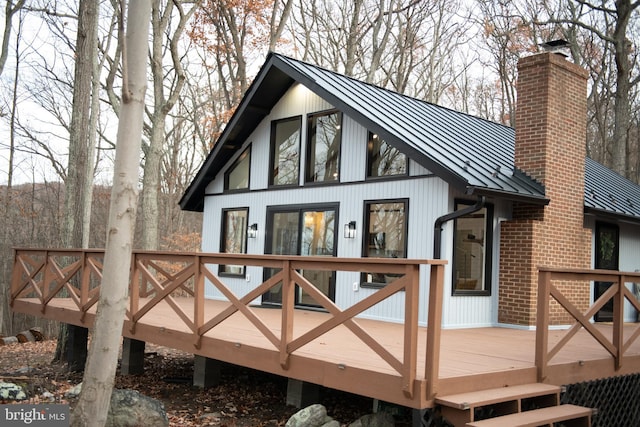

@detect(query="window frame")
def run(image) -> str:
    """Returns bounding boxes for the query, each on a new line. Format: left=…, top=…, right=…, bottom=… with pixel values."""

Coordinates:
left=365, top=132, right=408, bottom=180
left=305, top=109, right=343, bottom=184
left=269, top=116, right=302, bottom=187
left=224, top=145, right=251, bottom=192
left=451, top=200, right=493, bottom=296
left=360, top=198, right=409, bottom=289
left=219, top=207, right=249, bottom=277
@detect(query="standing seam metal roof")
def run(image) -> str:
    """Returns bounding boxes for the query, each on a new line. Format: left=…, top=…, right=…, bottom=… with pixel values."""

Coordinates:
left=181, top=52, right=640, bottom=224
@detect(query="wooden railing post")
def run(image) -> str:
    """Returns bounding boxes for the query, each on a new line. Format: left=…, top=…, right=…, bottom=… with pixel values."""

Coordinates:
left=426, top=263, right=444, bottom=400
left=280, top=260, right=294, bottom=369
left=129, top=252, right=140, bottom=332
left=402, top=264, right=419, bottom=398
left=42, top=250, right=51, bottom=309
left=535, top=269, right=551, bottom=382
left=194, top=254, right=204, bottom=348
left=613, top=274, right=625, bottom=370
left=80, top=251, right=91, bottom=313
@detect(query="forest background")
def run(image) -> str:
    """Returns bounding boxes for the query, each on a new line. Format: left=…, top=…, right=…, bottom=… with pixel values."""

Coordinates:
left=0, top=0, right=639, bottom=338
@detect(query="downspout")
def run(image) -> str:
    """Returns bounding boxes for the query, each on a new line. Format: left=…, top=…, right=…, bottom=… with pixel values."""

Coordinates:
left=433, top=196, right=486, bottom=259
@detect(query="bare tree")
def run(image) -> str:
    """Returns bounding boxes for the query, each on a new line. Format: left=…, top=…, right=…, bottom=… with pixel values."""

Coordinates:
left=0, top=0, right=26, bottom=77
left=536, top=0, right=640, bottom=177
left=141, top=0, right=200, bottom=251
left=71, top=0, right=151, bottom=425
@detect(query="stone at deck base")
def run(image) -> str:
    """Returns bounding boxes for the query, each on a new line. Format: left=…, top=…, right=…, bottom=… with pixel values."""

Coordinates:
left=285, top=404, right=338, bottom=427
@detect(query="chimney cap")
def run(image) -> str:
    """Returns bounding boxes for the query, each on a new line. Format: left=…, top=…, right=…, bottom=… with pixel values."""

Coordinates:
left=539, top=39, right=570, bottom=57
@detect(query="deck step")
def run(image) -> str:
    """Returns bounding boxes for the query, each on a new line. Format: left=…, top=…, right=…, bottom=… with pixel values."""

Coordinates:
left=436, top=383, right=562, bottom=426
left=465, top=404, right=593, bottom=427
left=436, top=383, right=561, bottom=410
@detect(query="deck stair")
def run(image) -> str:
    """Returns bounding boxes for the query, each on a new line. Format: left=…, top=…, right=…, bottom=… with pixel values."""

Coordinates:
left=435, top=383, right=593, bottom=427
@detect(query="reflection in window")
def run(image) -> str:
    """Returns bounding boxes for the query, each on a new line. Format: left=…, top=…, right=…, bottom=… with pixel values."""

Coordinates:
left=224, top=147, right=250, bottom=191
left=306, top=111, right=342, bottom=183
left=452, top=201, right=492, bottom=294
left=366, top=132, right=407, bottom=178
left=270, top=117, right=301, bottom=186
left=220, top=208, right=248, bottom=276
left=362, top=200, right=408, bottom=286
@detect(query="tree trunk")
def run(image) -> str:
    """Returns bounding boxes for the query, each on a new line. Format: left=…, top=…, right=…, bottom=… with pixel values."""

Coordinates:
left=54, top=0, right=99, bottom=364
left=70, top=1, right=151, bottom=425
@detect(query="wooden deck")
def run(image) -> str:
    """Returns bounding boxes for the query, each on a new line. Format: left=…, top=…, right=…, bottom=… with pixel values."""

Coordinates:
left=10, top=249, right=640, bottom=409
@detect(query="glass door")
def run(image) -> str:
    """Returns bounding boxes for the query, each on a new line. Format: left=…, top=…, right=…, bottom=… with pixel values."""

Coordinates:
left=594, top=222, right=619, bottom=322
left=263, top=205, right=337, bottom=307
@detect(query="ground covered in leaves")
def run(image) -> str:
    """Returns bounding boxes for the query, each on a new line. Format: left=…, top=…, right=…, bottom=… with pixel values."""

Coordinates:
left=0, top=339, right=394, bottom=426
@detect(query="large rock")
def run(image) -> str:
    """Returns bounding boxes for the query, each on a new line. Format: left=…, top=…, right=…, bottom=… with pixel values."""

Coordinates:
left=348, top=412, right=395, bottom=427
left=286, top=404, right=338, bottom=427
left=107, top=389, right=169, bottom=427
left=66, top=384, right=168, bottom=427
left=0, top=382, right=26, bottom=400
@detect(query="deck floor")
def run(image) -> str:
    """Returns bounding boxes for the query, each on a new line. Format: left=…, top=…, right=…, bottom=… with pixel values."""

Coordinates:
left=12, top=297, right=640, bottom=409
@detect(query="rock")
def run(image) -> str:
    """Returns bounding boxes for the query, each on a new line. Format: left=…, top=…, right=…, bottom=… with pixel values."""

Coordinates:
left=320, top=420, right=340, bottom=427
left=65, top=383, right=83, bottom=398
left=65, top=384, right=169, bottom=427
left=0, top=382, right=27, bottom=400
left=41, top=390, right=55, bottom=402
left=348, top=412, right=396, bottom=427
left=286, top=404, right=334, bottom=427
left=107, top=389, right=169, bottom=427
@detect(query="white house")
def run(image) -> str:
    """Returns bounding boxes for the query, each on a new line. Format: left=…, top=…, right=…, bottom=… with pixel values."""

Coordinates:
left=180, top=49, right=640, bottom=329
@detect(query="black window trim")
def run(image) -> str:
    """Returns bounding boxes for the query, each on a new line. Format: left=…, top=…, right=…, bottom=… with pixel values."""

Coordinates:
left=360, top=198, right=410, bottom=289
left=268, top=115, right=302, bottom=188
left=224, top=145, right=252, bottom=193
left=451, top=199, right=493, bottom=296
left=219, top=207, right=250, bottom=278
left=304, top=109, right=343, bottom=185
left=365, top=131, right=409, bottom=180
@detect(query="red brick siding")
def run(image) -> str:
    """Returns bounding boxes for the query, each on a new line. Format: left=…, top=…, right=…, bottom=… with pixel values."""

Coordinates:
left=498, top=53, right=592, bottom=326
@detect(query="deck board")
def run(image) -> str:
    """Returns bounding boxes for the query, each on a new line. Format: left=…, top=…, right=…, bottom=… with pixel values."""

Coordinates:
left=12, top=296, right=640, bottom=409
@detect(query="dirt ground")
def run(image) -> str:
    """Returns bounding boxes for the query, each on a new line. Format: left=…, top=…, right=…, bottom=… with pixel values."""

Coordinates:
left=0, top=339, right=389, bottom=426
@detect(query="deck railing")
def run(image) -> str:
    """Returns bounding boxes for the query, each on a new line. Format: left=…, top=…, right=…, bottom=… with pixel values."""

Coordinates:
left=536, top=267, right=640, bottom=382
left=11, top=248, right=447, bottom=399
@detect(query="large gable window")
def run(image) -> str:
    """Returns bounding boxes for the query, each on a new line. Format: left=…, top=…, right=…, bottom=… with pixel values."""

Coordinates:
left=224, top=146, right=250, bottom=191
left=362, top=199, right=408, bottom=287
left=452, top=201, right=493, bottom=295
left=219, top=208, right=248, bottom=276
left=270, top=117, right=301, bottom=186
left=366, top=132, right=407, bottom=178
left=305, top=110, right=342, bottom=183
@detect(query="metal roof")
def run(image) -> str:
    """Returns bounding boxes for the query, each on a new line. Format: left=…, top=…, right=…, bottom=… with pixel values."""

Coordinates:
left=180, top=53, right=640, bottom=224
left=585, top=157, right=640, bottom=221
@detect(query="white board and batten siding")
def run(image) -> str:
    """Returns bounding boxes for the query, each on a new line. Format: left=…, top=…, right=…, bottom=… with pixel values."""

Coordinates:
left=202, top=82, right=496, bottom=327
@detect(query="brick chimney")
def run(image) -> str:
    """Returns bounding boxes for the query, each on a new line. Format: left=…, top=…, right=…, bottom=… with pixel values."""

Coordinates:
left=498, top=51, right=592, bottom=326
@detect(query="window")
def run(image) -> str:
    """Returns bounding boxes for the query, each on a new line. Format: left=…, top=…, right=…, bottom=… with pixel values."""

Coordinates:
left=224, top=147, right=250, bottom=191
left=366, top=132, right=407, bottom=178
left=270, top=117, right=301, bottom=186
left=219, top=208, right=248, bottom=276
left=362, top=200, right=408, bottom=287
left=306, top=110, right=342, bottom=183
left=452, top=201, right=493, bottom=295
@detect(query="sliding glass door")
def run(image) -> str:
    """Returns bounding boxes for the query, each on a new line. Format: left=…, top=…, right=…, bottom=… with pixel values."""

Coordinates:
left=263, top=205, right=337, bottom=307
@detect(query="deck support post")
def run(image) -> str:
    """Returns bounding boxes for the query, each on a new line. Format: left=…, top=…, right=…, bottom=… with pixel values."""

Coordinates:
left=193, top=355, right=221, bottom=389
left=66, top=324, right=88, bottom=372
left=411, top=408, right=428, bottom=427
left=121, top=338, right=145, bottom=375
left=286, top=379, right=320, bottom=408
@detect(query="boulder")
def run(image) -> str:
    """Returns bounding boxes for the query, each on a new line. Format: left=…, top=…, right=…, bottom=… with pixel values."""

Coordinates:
left=348, top=412, right=396, bottom=427
left=286, top=404, right=336, bottom=427
left=0, top=382, right=27, bottom=400
left=106, top=389, right=169, bottom=427
left=66, top=384, right=169, bottom=427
